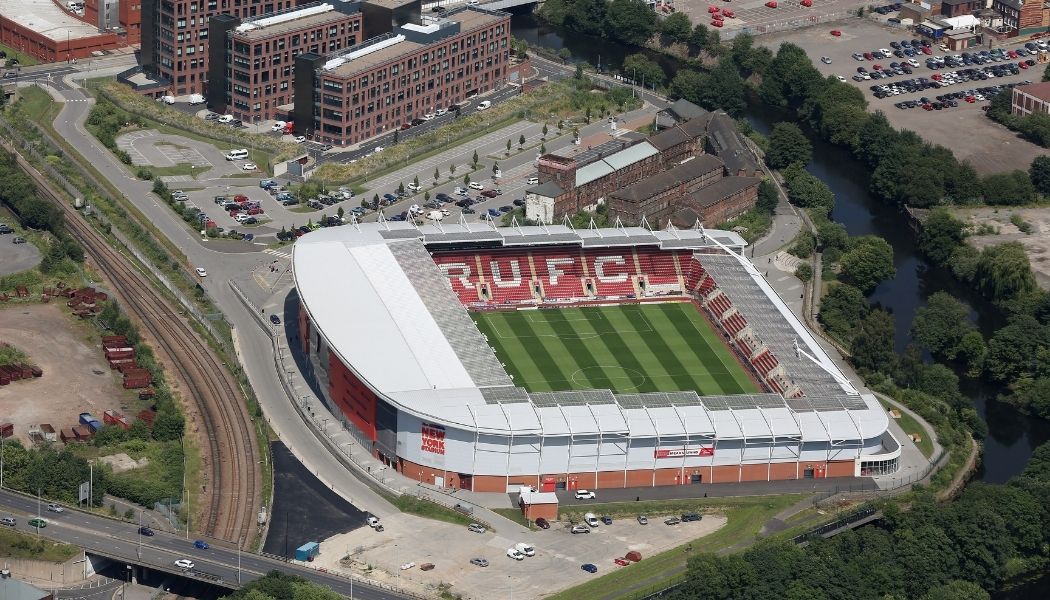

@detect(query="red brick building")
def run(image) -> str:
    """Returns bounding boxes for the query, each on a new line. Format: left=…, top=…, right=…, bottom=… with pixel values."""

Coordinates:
left=142, top=0, right=311, bottom=96
left=0, top=0, right=121, bottom=64
left=208, top=2, right=363, bottom=122
left=993, top=0, right=1050, bottom=36
left=1011, top=81, right=1050, bottom=116
left=295, top=6, right=511, bottom=145
left=81, top=0, right=143, bottom=44
left=606, top=155, right=725, bottom=224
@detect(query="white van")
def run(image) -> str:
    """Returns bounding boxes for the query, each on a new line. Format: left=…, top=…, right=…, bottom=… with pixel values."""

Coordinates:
left=161, top=95, right=175, bottom=105
left=514, top=543, right=535, bottom=557
left=188, top=94, right=205, bottom=105
left=476, top=100, right=492, bottom=111
left=584, top=512, right=599, bottom=527
left=225, top=149, right=249, bottom=161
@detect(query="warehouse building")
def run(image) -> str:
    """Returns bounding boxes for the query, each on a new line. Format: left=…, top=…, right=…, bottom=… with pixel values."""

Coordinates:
left=0, top=0, right=121, bottom=63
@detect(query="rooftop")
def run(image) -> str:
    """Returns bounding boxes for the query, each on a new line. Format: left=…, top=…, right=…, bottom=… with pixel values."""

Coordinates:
left=1, top=0, right=106, bottom=42
left=612, top=155, right=724, bottom=204
left=323, top=7, right=504, bottom=78
left=527, top=181, right=565, bottom=198
left=575, top=142, right=660, bottom=187
left=235, top=3, right=358, bottom=39
left=665, top=98, right=708, bottom=122
left=1016, top=81, right=1050, bottom=100
left=688, top=176, right=761, bottom=208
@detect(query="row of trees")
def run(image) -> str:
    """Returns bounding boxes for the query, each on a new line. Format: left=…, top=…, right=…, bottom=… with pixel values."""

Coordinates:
left=538, top=0, right=657, bottom=47
left=224, top=571, right=343, bottom=600
left=671, top=442, right=1050, bottom=600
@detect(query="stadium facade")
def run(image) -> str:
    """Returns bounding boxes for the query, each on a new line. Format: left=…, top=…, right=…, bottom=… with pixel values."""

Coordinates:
left=292, top=221, right=901, bottom=493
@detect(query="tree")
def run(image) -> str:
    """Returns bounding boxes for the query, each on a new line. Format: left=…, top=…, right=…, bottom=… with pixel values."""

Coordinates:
left=540, top=143, right=547, bottom=154
left=434, top=167, right=440, bottom=181
left=840, top=236, right=895, bottom=294
left=603, top=0, right=658, bottom=47
left=506, top=139, right=512, bottom=155
left=794, top=263, right=813, bottom=283
left=765, top=122, right=813, bottom=169
left=450, top=162, right=457, bottom=175
left=984, top=315, right=1050, bottom=382
left=542, top=123, right=549, bottom=138
left=397, top=182, right=405, bottom=195
left=519, top=134, right=526, bottom=149
left=911, top=292, right=975, bottom=360
left=1004, top=376, right=1050, bottom=419
left=623, top=53, right=666, bottom=89
left=1043, top=61, right=1050, bottom=83
left=815, top=219, right=848, bottom=251
left=786, top=170, right=835, bottom=215
left=918, top=209, right=965, bottom=266
left=975, top=242, right=1037, bottom=302
left=493, top=161, right=500, bottom=175
left=921, top=580, right=990, bottom=600
left=756, top=179, right=778, bottom=214
left=463, top=173, right=470, bottom=185
left=669, top=70, right=706, bottom=105
left=689, top=24, right=709, bottom=51
left=472, top=150, right=478, bottom=167
left=850, top=308, right=897, bottom=373
left=337, top=206, right=344, bottom=220
left=564, top=0, right=607, bottom=37
left=661, top=12, right=692, bottom=44
left=980, top=170, right=1036, bottom=205
left=819, top=283, right=870, bottom=341
left=413, top=175, right=419, bottom=188
left=424, top=191, right=430, bottom=203
left=1030, top=155, right=1050, bottom=195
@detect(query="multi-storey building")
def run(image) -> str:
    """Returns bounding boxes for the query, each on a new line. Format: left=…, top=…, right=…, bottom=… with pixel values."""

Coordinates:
left=1011, top=81, right=1050, bottom=116
left=142, top=0, right=313, bottom=96
left=292, top=4, right=511, bottom=145
left=208, top=2, right=363, bottom=122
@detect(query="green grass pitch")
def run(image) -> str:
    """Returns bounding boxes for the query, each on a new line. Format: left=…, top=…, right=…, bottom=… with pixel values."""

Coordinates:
left=470, top=303, right=759, bottom=395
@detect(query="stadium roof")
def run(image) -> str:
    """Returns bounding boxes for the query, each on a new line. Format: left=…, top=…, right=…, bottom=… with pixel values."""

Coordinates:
left=294, top=223, right=886, bottom=440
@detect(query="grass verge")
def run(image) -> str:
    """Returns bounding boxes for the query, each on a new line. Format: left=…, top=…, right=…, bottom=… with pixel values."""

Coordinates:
left=547, top=494, right=806, bottom=600
left=0, top=528, right=79, bottom=562
left=0, top=43, right=40, bottom=66
left=492, top=508, right=535, bottom=529
left=387, top=494, right=476, bottom=527
left=882, top=401, right=934, bottom=458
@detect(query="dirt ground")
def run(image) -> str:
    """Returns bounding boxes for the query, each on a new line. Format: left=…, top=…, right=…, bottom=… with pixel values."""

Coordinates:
left=0, top=304, right=127, bottom=445
left=757, top=18, right=1050, bottom=175
left=953, top=206, right=1050, bottom=290
left=309, top=511, right=727, bottom=599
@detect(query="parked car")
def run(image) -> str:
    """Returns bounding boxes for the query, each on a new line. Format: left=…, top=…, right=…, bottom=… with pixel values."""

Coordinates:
left=571, top=525, right=590, bottom=534
left=664, top=517, right=681, bottom=526
left=270, top=314, right=281, bottom=325
left=600, top=515, right=613, bottom=525
left=470, top=558, right=489, bottom=567
left=584, top=512, right=599, bottom=527
left=637, top=515, right=648, bottom=525
left=480, top=189, right=498, bottom=198
left=535, top=518, right=550, bottom=529
left=195, top=268, right=207, bottom=277
left=582, top=563, right=598, bottom=574
left=0, top=517, right=16, bottom=527
left=468, top=181, right=484, bottom=190
left=468, top=523, right=486, bottom=534
left=574, top=490, right=595, bottom=500
left=12, top=236, right=25, bottom=244
left=506, top=548, right=525, bottom=560
left=682, top=512, right=702, bottom=522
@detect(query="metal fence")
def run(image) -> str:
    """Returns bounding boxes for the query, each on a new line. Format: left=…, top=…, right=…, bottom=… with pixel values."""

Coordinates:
left=724, top=11, right=860, bottom=40
left=790, top=506, right=878, bottom=544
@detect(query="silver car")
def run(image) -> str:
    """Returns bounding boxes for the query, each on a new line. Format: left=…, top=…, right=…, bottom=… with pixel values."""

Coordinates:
left=468, top=523, right=486, bottom=534
left=571, top=524, right=590, bottom=534
left=470, top=558, right=489, bottom=567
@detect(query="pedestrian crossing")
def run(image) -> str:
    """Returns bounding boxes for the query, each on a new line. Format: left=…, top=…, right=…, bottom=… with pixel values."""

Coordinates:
left=264, top=247, right=292, bottom=259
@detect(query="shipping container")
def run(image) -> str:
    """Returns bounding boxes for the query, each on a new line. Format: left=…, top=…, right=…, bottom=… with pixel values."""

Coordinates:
left=72, top=426, right=93, bottom=440
left=138, top=388, right=155, bottom=400
left=102, top=335, right=129, bottom=348
left=123, top=377, right=151, bottom=390
left=109, top=359, right=136, bottom=370
left=0, top=423, right=13, bottom=438
left=40, top=424, right=57, bottom=441
left=137, top=409, right=156, bottom=425
left=78, top=413, right=103, bottom=432
left=60, top=428, right=77, bottom=443
left=295, top=542, right=319, bottom=562
left=103, top=410, right=124, bottom=425
left=116, top=362, right=142, bottom=374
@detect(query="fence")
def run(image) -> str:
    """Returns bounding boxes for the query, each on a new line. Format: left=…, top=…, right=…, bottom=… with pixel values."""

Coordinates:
left=724, top=12, right=860, bottom=40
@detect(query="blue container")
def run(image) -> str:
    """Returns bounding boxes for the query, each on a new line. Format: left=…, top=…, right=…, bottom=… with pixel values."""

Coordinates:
left=294, top=542, right=319, bottom=562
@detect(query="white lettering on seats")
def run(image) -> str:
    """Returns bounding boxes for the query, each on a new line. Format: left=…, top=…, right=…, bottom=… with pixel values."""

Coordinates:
left=593, top=255, right=629, bottom=283
left=545, top=257, right=576, bottom=285
left=438, top=262, right=473, bottom=289
left=489, top=260, right=523, bottom=288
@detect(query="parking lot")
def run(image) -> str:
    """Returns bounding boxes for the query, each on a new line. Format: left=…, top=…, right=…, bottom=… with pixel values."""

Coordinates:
left=758, top=18, right=1050, bottom=174
left=115, top=130, right=245, bottom=179
left=312, top=510, right=726, bottom=599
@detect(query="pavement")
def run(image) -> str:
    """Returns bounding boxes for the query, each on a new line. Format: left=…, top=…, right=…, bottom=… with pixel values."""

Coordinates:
left=0, top=234, right=41, bottom=275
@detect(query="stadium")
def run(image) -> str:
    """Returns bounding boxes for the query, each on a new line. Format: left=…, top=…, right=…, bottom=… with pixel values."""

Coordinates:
left=292, top=220, right=901, bottom=493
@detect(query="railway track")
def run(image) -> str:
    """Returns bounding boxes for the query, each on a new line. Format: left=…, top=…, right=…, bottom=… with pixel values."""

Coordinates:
left=7, top=146, right=260, bottom=547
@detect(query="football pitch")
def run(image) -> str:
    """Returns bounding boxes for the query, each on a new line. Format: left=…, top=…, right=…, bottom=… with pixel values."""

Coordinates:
left=471, top=303, right=759, bottom=395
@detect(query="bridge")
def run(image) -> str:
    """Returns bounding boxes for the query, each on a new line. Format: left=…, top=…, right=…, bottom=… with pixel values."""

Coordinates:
left=0, top=488, right=412, bottom=599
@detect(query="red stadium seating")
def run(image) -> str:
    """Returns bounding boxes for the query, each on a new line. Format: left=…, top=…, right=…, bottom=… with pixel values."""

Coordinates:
left=584, top=249, right=639, bottom=297
left=534, top=250, right=587, bottom=300
left=480, top=251, right=536, bottom=303
left=432, top=252, right=483, bottom=304
left=636, top=248, right=681, bottom=286
left=722, top=312, right=747, bottom=336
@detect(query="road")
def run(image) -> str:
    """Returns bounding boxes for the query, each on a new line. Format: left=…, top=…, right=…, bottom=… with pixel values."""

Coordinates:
left=0, top=488, right=407, bottom=599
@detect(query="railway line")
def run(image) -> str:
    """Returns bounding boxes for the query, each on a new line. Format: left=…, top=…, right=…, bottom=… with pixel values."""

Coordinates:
left=6, top=143, right=260, bottom=547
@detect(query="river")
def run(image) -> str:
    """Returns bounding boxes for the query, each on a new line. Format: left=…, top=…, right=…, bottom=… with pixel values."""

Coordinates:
left=510, top=10, right=1050, bottom=483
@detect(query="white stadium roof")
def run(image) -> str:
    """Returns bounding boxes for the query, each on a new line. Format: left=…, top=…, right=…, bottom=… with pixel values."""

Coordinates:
left=293, top=223, right=888, bottom=441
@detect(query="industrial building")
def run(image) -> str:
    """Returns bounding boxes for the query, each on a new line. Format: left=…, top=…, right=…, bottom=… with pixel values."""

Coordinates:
left=292, top=222, right=900, bottom=493
left=0, top=0, right=122, bottom=63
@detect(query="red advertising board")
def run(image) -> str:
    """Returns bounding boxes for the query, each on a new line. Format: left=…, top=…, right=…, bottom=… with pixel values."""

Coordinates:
left=421, top=422, right=446, bottom=455
left=654, top=447, right=714, bottom=459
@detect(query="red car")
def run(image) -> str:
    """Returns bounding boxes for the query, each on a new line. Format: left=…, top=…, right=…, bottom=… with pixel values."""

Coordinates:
left=873, top=64, right=882, bottom=70
left=247, top=207, right=264, bottom=215
left=830, top=30, right=842, bottom=36
left=711, top=19, right=724, bottom=26
left=931, top=73, right=942, bottom=81
left=922, top=103, right=933, bottom=111
left=1008, top=50, right=1018, bottom=58
left=1020, top=61, right=1029, bottom=69
left=921, top=46, right=932, bottom=55
left=708, top=4, right=720, bottom=12
left=800, top=0, right=812, bottom=6
left=723, top=9, right=735, bottom=17
left=863, top=52, right=873, bottom=60
left=765, top=0, right=777, bottom=7
left=234, top=194, right=249, bottom=203
left=965, top=95, right=975, bottom=103
left=614, top=558, right=630, bottom=567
